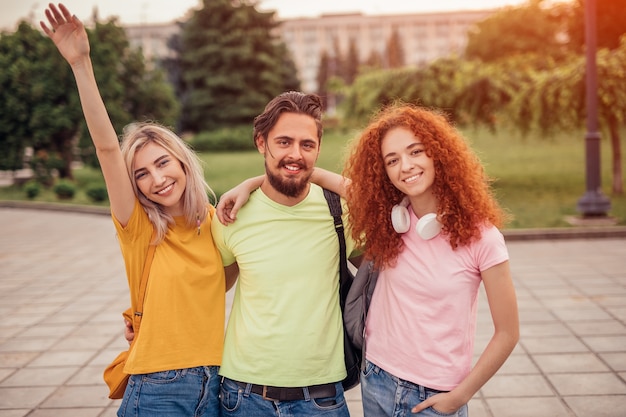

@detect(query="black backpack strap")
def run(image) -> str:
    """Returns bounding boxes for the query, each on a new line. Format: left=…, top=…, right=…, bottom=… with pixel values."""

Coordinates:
left=323, top=188, right=351, bottom=310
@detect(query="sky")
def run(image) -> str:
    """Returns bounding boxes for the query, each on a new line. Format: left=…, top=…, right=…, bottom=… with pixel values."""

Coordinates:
left=2, top=0, right=531, bottom=31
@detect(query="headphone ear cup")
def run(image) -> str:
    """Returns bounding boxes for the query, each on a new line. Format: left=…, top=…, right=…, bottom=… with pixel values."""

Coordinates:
left=416, top=213, right=442, bottom=240
left=391, top=204, right=411, bottom=233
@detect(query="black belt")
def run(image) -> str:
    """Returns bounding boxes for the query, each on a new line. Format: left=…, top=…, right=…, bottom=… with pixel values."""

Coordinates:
left=231, top=379, right=336, bottom=401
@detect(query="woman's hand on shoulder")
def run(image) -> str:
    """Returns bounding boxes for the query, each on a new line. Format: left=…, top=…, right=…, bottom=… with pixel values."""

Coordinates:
left=216, top=175, right=264, bottom=225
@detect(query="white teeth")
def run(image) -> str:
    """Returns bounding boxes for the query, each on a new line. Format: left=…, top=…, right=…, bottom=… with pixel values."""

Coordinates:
left=404, top=175, right=419, bottom=183
left=285, top=165, right=299, bottom=171
left=157, top=184, right=173, bottom=194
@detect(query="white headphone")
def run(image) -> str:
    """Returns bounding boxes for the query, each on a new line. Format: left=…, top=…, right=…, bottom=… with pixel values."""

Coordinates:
left=391, top=197, right=442, bottom=240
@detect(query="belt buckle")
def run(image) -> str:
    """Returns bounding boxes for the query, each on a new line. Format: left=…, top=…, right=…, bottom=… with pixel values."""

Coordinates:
left=262, top=386, right=276, bottom=401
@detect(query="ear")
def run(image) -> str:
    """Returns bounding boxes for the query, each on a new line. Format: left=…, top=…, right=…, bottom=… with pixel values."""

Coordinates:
left=255, top=135, right=266, bottom=154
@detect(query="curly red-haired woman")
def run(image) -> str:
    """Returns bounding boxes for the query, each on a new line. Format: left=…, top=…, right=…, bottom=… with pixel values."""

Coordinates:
left=343, top=103, right=519, bottom=417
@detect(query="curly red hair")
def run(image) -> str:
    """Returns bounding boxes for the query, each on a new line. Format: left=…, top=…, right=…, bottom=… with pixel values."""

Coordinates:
left=343, top=104, right=509, bottom=269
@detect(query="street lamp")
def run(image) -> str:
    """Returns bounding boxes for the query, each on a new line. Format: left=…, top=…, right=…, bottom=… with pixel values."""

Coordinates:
left=576, top=0, right=611, bottom=217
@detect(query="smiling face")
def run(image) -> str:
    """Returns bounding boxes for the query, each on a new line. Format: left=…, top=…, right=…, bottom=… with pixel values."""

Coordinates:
left=257, top=112, right=320, bottom=205
left=381, top=126, right=437, bottom=214
left=132, top=141, right=187, bottom=216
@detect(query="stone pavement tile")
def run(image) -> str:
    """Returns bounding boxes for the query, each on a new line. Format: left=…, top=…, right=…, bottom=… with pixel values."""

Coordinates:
left=486, top=397, right=572, bottom=417
left=0, top=337, right=58, bottom=353
left=593, top=295, right=626, bottom=307
left=0, top=327, right=20, bottom=340
left=521, top=336, right=590, bottom=354
left=582, top=335, right=626, bottom=352
left=0, top=352, right=38, bottom=368
left=0, top=366, right=78, bottom=387
left=90, top=348, right=127, bottom=368
left=566, top=320, right=626, bottom=336
left=520, top=322, right=574, bottom=338
left=0, top=410, right=29, bottom=417
left=39, top=385, right=111, bottom=408
left=600, top=352, right=626, bottom=371
left=480, top=374, right=554, bottom=397
left=51, top=335, right=113, bottom=351
left=20, top=324, right=76, bottom=339
left=494, top=353, right=539, bottom=374
left=0, top=386, right=56, bottom=408
left=553, top=306, right=614, bottom=321
left=0, top=369, right=14, bottom=382
left=547, top=373, right=626, bottom=396
left=101, top=404, right=121, bottom=417
left=607, top=306, right=626, bottom=321
left=466, top=398, right=489, bottom=417
left=66, top=365, right=103, bottom=386
left=564, top=395, right=626, bottom=417
left=0, top=315, right=46, bottom=328
left=518, top=309, right=561, bottom=324
left=531, top=287, right=588, bottom=299
left=28, top=409, right=104, bottom=417
left=27, top=350, right=96, bottom=367
left=539, top=295, right=597, bottom=309
left=533, top=353, right=610, bottom=373
left=345, top=387, right=363, bottom=417
left=576, top=283, right=626, bottom=297
left=520, top=336, right=589, bottom=354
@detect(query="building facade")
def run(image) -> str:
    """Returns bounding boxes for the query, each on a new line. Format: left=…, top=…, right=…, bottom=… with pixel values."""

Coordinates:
left=278, top=10, right=493, bottom=92
left=124, top=9, right=495, bottom=93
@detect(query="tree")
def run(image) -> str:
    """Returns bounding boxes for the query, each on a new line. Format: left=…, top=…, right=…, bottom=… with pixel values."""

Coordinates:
left=0, top=22, right=81, bottom=183
left=567, top=0, right=626, bottom=52
left=465, top=0, right=571, bottom=63
left=316, top=50, right=331, bottom=109
left=178, top=0, right=299, bottom=132
left=386, top=27, right=405, bottom=68
left=505, top=41, right=626, bottom=195
left=344, top=38, right=360, bottom=84
left=0, top=18, right=178, bottom=181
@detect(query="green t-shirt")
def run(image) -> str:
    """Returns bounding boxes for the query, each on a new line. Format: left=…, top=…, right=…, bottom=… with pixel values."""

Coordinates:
left=211, top=184, right=357, bottom=386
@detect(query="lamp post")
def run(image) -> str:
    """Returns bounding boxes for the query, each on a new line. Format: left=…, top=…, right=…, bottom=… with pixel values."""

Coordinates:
left=576, top=0, right=611, bottom=216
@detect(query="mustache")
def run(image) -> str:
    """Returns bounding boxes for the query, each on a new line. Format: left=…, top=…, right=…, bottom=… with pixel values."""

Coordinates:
left=279, top=159, right=306, bottom=170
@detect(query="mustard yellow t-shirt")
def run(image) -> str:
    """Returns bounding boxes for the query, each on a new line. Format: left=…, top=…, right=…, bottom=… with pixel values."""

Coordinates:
left=113, top=200, right=225, bottom=374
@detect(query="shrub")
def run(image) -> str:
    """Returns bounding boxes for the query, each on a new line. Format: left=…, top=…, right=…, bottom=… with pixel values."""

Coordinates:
left=23, top=180, right=41, bottom=199
left=53, top=180, right=76, bottom=200
left=86, top=183, right=108, bottom=202
left=189, top=125, right=255, bottom=152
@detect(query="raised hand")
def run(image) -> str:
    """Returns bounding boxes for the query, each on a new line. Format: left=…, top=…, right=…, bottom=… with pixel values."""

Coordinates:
left=40, top=3, right=89, bottom=66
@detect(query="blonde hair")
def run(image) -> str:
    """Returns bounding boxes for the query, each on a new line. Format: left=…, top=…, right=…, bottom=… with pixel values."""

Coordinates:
left=120, top=122, right=215, bottom=243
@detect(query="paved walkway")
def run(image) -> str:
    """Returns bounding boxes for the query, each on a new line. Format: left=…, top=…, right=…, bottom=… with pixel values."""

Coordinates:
left=0, top=207, right=625, bottom=417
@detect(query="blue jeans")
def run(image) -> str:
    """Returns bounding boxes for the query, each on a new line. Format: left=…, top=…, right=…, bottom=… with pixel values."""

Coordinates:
left=361, top=360, right=468, bottom=417
left=220, top=377, right=350, bottom=417
left=117, top=366, right=220, bottom=417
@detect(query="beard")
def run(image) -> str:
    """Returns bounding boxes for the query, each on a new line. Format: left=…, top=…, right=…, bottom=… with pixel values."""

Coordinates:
left=265, top=160, right=311, bottom=198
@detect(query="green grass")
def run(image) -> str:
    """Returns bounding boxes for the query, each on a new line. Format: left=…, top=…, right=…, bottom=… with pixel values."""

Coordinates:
left=2, top=126, right=625, bottom=229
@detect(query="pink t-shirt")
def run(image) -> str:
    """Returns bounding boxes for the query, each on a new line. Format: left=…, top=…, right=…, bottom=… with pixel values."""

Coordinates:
left=365, top=212, right=509, bottom=391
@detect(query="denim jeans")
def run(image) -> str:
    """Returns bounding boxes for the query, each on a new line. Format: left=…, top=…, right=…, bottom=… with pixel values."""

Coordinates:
left=220, top=377, right=350, bottom=417
left=117, top=366, right=220, bottom=417
left=361, top=360, right=468, bottom=417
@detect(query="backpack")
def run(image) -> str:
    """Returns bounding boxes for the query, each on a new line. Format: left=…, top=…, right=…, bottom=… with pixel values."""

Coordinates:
left=323, top=189, right=379, bottom=388
left=343, top=259, right=378, bottom=366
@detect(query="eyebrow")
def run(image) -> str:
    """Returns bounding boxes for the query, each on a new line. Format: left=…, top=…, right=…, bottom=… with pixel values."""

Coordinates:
left=133, top=155, right=169, bottom=176
left=382, top=142, right=422, bottom=160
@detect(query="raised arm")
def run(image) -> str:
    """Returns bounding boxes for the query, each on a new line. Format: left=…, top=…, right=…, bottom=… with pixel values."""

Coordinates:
left=310, top=167, right=350, bottom=198
left=41, top=3, right=135, bottom=225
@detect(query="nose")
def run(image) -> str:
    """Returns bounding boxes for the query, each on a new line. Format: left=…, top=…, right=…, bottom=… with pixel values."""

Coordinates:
left=288, top=144, right=303, bottom=160
left=152, top=170, right=166, bottom=185
left=400, top=154, right=414, bottom=172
